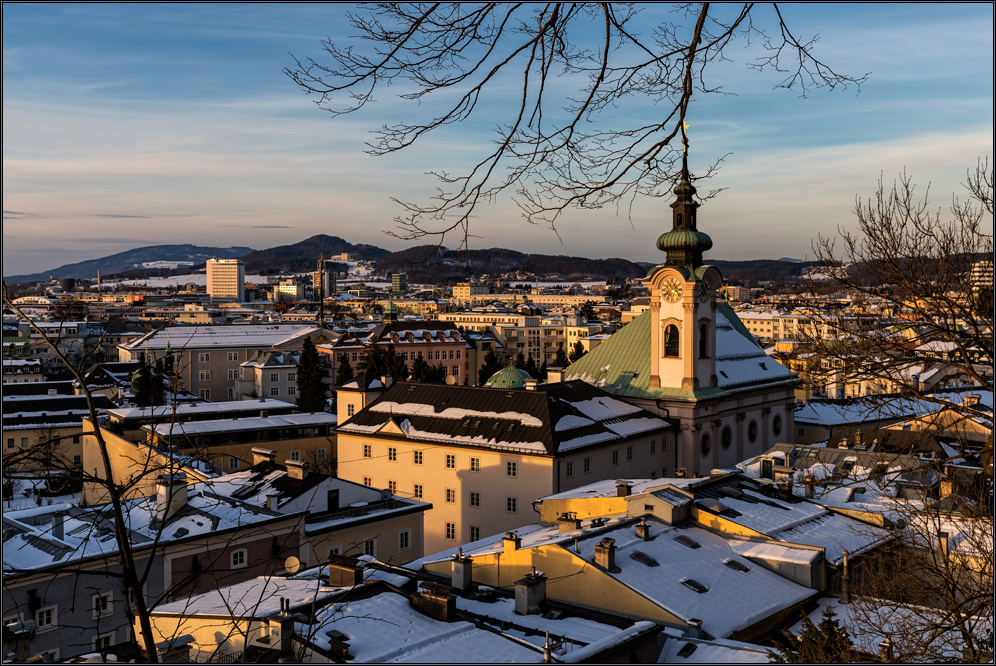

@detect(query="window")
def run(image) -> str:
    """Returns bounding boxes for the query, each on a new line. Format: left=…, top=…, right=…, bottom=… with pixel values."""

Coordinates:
left=700, top=433, right=711, bottom=457
left=227, top=369, right=238, bottom=380
left=446, top=454, right=455, bottom=469
left=721, top=426, right=732, bottom=450
left=328, top=545, right=341, bottom=558
left=414, top=484, right=423, bottom=498
left=470, top=491, right=480, bottom=507
left=270, top=386, right=280, bottom=396
left=414, top=451, right=423, bottom=465
left=287, top=386, right=296, bottom=396
left=388, top=480, right=397, bottom=493
left=612, top=450, right=619, bottom=465
left=228, top=387, right=236, bottom=399
left=650, top=440, right=657, bottom=455
left=363, top=477, right=372, bottom=487
left=398, top=529, right=411, bottom=552
left=470, top=457, right=480, bottom=472
left=506, top=497, right=517, bottom=513
left=347, top=404, right=355, bottom=417
left=698, top=323, right=709, bottom=358
left=289, top=450, right=301, bottom=462
left=456, top=350, right=461, bottom=359
left=626, top=445, right=633, bottom=461
left=228, top=456, right=240, bottom=470
left=664, top=324, right=680, bottom=358
left=470, top=526, right=481, bottom=542
left=446, top=522, right=456, bottom=540
left=566, top=461, right=574, bottom=477
left=74, top=455, right=81, bottom=465
left=93, top=632, right=114, bottom=651
left=316, top=448, right=327, bottom=461
left=35, top=606, right=57, bottom=632
left=288, top=373, right=296, bottom=382
left=6, top=438, right=12, bottom=449
left=773, top=413, right=783, bottom=437
left=363, top=538, right=377, bottom=557
left=228, top=352, right=239, bottom=362
left=452, top=365, right=460, bottom=376
left=199, top=388, right=211, bottom=399
left=446, top=488, right=456, bottom=503
left=748, top=420, right=759, bottom=442
left=198, top=352, right=211, bottom=363
left=583, top=457, right=591, bottom=474
left=363, top=444, right=372, bottom=458
left=506, top=461, right=517, bottom=477
left=388, top=447, right=397, bottom=461
left=231, top=549, right=247, bottom=569
left=92, top=592, right=112, bottom=619
left=20, top=437, right=27, bottom=448
left=199, top=370, right=211, bottom=381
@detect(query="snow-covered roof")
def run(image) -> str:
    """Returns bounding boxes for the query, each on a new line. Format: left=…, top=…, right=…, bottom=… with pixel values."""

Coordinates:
left=658, top=636, right=772, bottom=663
left=109, top=398, right=296, bottom=422
left=146, top=412, right=337, bottom=437
left=121, top=324, right=324, bottom=351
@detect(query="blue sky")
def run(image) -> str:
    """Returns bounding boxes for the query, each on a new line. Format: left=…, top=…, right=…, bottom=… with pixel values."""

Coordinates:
left=3, top=3, right=993, bottom=276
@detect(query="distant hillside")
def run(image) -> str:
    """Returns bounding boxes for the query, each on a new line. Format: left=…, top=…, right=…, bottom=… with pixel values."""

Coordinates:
left=709, top=259, right=814, bottom=284
left=5, top=244, right=254, bottom=282
left=376, top=246, right=646, bottom=283
left=239, top=235, right=391, bottom=274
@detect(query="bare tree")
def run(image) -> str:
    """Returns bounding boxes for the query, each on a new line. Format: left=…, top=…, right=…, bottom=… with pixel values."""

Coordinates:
left=287, top=2, right=865, bottom=249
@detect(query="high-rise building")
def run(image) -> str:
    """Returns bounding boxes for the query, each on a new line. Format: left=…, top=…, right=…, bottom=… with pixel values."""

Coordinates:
left=206, top=258, right=245, bottom=302
left=390, top=272, right=408, bottom=296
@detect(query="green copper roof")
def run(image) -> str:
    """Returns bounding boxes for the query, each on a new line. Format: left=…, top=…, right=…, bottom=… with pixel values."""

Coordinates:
left=656, top=228, right=713, bottom=254
left=484, top=365, right=532, bottom=389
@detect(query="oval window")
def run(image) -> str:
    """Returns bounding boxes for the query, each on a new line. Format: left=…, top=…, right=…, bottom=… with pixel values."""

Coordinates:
left=748, top=420, right=758, bottom=442
left=773, top=414, right=783, bottom=437
left=721, top=426, right=732, bottom=449
left=700, top=433, right=711, bottom=457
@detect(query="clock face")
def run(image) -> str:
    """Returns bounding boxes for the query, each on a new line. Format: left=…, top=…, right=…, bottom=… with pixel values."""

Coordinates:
left=698, top=281, right=712, bottom=302
left=662, top=278, right=682, bottom=302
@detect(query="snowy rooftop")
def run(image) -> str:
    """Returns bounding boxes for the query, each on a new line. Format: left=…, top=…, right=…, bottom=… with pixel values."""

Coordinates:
left=146, top=412, right=337, bottom=437
left=658, top=636, right=772, bottom=663
left=109, top=398, right=296, bottom=422
left=121, top=324, right=323, bottom=351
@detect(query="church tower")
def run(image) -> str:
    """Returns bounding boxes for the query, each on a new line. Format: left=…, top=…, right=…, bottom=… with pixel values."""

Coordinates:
left=645, top=159, right=722, bottom=392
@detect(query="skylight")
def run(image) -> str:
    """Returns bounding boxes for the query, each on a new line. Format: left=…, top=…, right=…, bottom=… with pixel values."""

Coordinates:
left=681, top=578, right=708, bottom=594
left=673, top=535, right=700, bottom=549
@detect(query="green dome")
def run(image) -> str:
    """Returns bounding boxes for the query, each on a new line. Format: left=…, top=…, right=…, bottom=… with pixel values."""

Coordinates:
left=656, top=228, right=713, bottom=253
left=484, top=365, right=532, bottom=389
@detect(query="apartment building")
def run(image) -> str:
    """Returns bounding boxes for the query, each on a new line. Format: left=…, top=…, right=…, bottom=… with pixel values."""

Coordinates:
left=206, top=258, right=245, bottom=302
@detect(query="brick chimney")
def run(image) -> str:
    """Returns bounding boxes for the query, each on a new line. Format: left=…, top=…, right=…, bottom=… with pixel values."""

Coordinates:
left=286, top=459, right=308, bottom=480
left=252, top=447, right=277, bottom=466
left=635, top=518, right=651, bottom=541
left=412, top=582, right=457, bottom=622
left=514, top=570, right=547, bottom=615
left=616, top=481, right=632, bottom=497
left=503, top=531, right=521, bottom=554
left=327, top=554, right=364, bottom=587
left=594, top=537, right=616, bottom=570
left=804, top=475, right=816, bottom=498
left=558, top=512, right=582, bottom=534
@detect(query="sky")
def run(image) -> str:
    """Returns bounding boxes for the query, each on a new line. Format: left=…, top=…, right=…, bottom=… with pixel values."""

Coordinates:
left=3, top=3, right=993, bottom=277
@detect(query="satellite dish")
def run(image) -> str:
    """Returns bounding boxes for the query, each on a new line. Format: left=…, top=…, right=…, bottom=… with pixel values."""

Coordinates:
left=284, top=555, right=301, bottom=574
left=445, top=375, right=456, bottom=385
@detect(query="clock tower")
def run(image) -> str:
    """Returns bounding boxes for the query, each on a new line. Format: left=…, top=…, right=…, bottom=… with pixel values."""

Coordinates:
left=645, top=159, right=721, bottom=392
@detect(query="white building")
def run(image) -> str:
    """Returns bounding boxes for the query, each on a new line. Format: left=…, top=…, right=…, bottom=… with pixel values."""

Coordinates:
left=206, top=258, right=245, bottom=302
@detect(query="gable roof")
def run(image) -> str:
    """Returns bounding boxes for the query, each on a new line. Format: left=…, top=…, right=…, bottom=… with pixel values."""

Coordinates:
left=564, top=304, right=795, bottom=401
left=337, top=380, right=675, bottom=456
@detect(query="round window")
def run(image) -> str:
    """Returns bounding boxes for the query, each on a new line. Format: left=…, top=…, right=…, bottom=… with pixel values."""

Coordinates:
left=700, top=432, right=711, bottom=457
left=773, top=414, right=783, bottom=437
left=721, top=426, right=732, bottom=449
left=748, top=420, right=758, bottom=442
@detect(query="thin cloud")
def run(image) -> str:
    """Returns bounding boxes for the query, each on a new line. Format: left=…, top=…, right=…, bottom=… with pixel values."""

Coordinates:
left=3, top=210, right=41, bottom=220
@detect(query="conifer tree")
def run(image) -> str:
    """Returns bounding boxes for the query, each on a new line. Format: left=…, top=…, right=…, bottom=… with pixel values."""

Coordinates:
left=296, top=337, right=327, bottom=412
left=568, top=340, right=587, bottom=364
left=524, top=354, right=539, bottom=379
left=554, top=344, right=570, bottom=368
left=513, top=351, right=527, bottom=369
left=477, top=349, right=502, bottom=386
left=334, top=356, right=354, bottom=385
left=769, top=606, right=854, bottom=664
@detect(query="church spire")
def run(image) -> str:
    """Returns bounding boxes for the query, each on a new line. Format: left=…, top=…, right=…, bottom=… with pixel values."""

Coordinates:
left=656, top=155, right=713, bottom=269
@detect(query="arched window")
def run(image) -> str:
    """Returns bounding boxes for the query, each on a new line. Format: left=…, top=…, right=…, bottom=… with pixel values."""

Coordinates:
left=664, top=325, right=680, bottom=358
left=676, top=214, right=683, bottom=228
left=698, top=323, right=709, bottom=359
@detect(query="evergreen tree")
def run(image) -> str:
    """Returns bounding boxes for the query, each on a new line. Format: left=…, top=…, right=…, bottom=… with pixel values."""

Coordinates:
left=478, top=349, right=503, bottom=386
left=579, top=300, right=597, bottom=322
left=770, top=606, right=854, bottom=664
left=409, top=355, right=431, bottom=382
left=334, top=356, right=354, bottom=385
left=296, top=337, right=327, bottom=412
left=524, top=354, right=539, bottom=379
left=384, top=344, right=409, bottom=381
left=554, top=344, right=570, bottom=368
left=151, top=358, right=165, bottom=406
left=513, top=351, right=527, bottom=369
left=132, top=352, right=153, bottom=407
left=356, top=342, right=384, bottom=376
left=539, top=361, right=548, bottom=382
left=568, top=340, right=587, bottom=364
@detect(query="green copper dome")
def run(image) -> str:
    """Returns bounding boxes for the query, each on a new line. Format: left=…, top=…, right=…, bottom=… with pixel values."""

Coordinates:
left=484, top=365, right=532, bottom=389
left=657, top=228, right=713, bottom=253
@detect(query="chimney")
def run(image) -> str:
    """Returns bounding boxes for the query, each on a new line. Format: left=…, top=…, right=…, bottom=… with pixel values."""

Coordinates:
left=879, top=638, right=893, bottom=663
left=451, top=549, right=473, bottom=591
left=840, top=549, right=850, bottom=604
left=381, top=375, right=394, bottom=389
left=525, top=378, right=538, bottom=391
left=156, top=473, right=188, bottom=524
left=52, top=513, right=65, bottom=541
left=558, top=512, right=582, bottom=534
left=636, top=518, right=651, bottom=541
left=686, top=618, right=703, bottom=639
left=546, top=367, right=564, bottom=383
left=804, top=475, right=816, bottom=498
left=327, top=554, right=364, bottom=587
left=286, top=459, right=308, bottom=480
left=266, top=494, right=279, bottom=511
left=412, top=582, right=457, bottom=622
left=964, top=393, right=981, bottom=407
left=594, top=537, right=616, bottom=571
left=616, top=481, right=632, bottom=497
left=938, top=531, right=949, bottom=558
left=503, top=531, right=521, bottom=554
left=47, top=388, right=57, bottom=396
left=839, top=437, right=849, bottom=450
left=252, top=447, right=277, bottom=466
left=514, top=570, right=547, bottom=615
left=778, top=479, right=793, bottom=501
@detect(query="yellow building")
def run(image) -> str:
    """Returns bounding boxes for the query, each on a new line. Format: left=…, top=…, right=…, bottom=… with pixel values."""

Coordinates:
left=336, top=380, right=677, bottom=554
